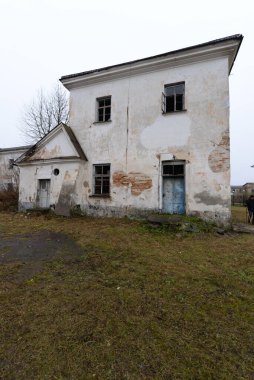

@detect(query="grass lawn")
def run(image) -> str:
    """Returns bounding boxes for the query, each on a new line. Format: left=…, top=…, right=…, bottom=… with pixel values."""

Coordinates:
left=231, top=205, right=249, bottom=224
left=0, top=209, right=253, bottom=379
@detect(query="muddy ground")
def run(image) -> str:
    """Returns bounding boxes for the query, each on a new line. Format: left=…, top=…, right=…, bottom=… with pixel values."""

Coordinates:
left=0, top=230, right=83, bottom=281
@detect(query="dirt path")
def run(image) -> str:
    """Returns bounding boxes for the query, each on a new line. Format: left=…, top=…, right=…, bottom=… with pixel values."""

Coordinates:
left=0, top=230, right=83, bottom=281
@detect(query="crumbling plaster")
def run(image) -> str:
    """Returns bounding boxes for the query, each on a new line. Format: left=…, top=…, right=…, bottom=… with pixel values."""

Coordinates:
left=18, top=56, right=231, bottom=223
left=67, top=57, right=230, bottom=222
left=0, top=148, right=28, bottom=190
left=19, top=161, right=83, bottom=214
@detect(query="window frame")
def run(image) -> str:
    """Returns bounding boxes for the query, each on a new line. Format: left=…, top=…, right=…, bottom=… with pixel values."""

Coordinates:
left=96, top=96, right=111, bottom=123
left=162, top=161, right=185, bottom=178
left=162, top=82, right=186, bottom=114
left=92, top=164, right=111, bottom=196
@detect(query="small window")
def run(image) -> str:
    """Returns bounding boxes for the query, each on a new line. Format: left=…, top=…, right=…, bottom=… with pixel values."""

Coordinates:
left=162, top=83, right=185, bottom=113
left=96, top=96, right=111, bottom=122
left=93, top=164, right=110, bottom=195
left=53, top=168, right=60, bottom=176
left=163, top=163, right=184, bottom=177
left=8, top=159, right=14, bottom=169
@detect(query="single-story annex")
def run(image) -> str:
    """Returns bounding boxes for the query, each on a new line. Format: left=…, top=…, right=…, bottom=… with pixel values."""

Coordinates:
left=16, top=34, right=243, bottom=224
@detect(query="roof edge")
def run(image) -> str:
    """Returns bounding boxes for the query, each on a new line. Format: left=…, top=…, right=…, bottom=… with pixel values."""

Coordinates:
left=60, top=34, right=243, bottom=82
left=0, top=145, right=32, bottom=153
left=16, top=123, right=87, bottom=164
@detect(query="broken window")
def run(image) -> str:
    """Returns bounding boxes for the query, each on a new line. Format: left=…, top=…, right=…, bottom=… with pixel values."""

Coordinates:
left=97, top=96, right=111, bottom=122
left=8, top=159, right=14, bottom=169
left=93, top=164, right=110, bottom=195
left=162, top=83, right=185, bottom=113
left=162, top=163, right=184, bottom=177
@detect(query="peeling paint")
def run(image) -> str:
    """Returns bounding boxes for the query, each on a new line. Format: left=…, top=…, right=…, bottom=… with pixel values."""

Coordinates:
left=17, top=54, right=234, bottom=225
left=140, top=114, right=191, bottom=150
left=113, top=171, right=152, bottom=196
left=55, top=170, right=78, bottom=216
left=29, top=146, right=62, bottom=161
left=208, top=131, right=229, bottom=173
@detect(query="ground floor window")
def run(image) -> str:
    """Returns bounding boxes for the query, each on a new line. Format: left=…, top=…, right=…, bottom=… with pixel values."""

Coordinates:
left=93, top=164, right=110, bottom=195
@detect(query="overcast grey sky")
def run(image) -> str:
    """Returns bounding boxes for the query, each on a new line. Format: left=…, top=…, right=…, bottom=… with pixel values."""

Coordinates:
left=0, top=0, right=253, bottom=185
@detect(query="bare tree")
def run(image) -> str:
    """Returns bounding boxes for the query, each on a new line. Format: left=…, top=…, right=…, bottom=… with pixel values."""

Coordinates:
left=21, top=83, right=69, bottom=143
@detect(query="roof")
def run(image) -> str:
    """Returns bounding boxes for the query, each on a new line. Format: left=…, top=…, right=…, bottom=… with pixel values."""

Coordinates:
left=16, top=123, right=87, bottom=164
left=0, top=145, right=32, bottom=153
left=60, top=34, right=243, bottom=82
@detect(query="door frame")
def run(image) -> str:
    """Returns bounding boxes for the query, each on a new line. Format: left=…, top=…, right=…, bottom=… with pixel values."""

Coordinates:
left=160, top=160, right=186, bottom=214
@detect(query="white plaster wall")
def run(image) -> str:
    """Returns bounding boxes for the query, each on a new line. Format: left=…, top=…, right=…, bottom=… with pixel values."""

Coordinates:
left=0, top=149, right=27, bottom=189
left=30, top=130, right=78, bottom=161
left=68, top=57, right=230, bottom=221
left=19, top=161, right=83, bottom=211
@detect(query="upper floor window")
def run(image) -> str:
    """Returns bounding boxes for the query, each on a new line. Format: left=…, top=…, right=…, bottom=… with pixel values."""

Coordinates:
left=97, top=96, right=111, bottom=122
left=93, top=164, right=110, bottom=195
left=162, top=82, right=185, bottom=113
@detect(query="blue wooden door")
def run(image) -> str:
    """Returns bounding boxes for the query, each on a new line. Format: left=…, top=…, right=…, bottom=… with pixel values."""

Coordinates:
left=162, top=177, right=185, bottom=214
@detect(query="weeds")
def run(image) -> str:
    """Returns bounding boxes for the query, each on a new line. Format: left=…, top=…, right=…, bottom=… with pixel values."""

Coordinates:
left=0, top=208, right=253, bottom=379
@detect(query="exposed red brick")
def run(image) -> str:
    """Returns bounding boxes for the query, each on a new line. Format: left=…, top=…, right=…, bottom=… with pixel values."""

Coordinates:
left=208, top=131, right=229, bottom=173
left=113, top=171, right=152, bottom=196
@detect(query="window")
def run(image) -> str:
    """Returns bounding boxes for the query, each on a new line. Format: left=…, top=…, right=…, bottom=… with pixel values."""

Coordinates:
left=8, top=159, right=14, bottom=169
left=53, top=168, right=60, bottom=176
left=93, top=164, right=110, bottom=195
left=162, top=82, right=185, bottom=113
left=162, top=162, right=184, bottom=177
left=97, top=96, right=111, bottom=122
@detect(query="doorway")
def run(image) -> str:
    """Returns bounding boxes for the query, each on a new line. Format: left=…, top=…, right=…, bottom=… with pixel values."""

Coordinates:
left=162, top=161, right=185, bottom=214
left=38, top=179, right=50, bottom=208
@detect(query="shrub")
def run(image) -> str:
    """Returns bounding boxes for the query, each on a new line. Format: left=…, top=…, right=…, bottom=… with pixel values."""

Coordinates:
left=0, top=188, right=18, bottom=211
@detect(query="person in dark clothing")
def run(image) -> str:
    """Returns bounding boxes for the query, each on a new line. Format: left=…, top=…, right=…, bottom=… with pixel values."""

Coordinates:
left=246, top=195, right=254, bottom=224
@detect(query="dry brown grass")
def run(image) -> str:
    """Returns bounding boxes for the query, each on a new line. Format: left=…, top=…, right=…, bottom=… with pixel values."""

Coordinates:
left=0, top=189, right=18, bottom=211
left=0, top=211, right=254, bottom=379
left=231, top=205, right=248, bottom=224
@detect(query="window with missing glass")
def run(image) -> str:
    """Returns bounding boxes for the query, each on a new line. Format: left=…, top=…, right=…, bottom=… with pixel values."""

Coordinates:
left=93, top=164, right=110, bottom=195
left=162, top=82, right=185, bottom=113
left=97, top=96, right=111, bottom=122
left=162, top=162, right=184, bottom=177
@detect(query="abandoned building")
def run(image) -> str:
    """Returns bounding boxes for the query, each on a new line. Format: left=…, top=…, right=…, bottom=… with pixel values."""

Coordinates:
left=0, top=146, right=31, bottom=190
left=16, top=34, right=243, bottom=224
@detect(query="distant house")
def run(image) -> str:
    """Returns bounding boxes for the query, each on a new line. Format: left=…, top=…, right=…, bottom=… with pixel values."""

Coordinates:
left=231, top=183, right=254, bottom=195
left=242, top=183, right=254, bottom=194
left=0, top=146, right=31, bottom=190
left=231, top=185, right=243, bottom=194
left=16, top=34, right=243, bottom=224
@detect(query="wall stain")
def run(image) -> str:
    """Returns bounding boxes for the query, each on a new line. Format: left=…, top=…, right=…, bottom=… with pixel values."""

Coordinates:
left=28, top=145, right=62, bottom=161
left=55, top=170, right=76, bottom=216
left=208, top=131, right=229, bottom=173
left=194, top=190, right=230, bottom=207
left=113, top=171, right=152, bottom=196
